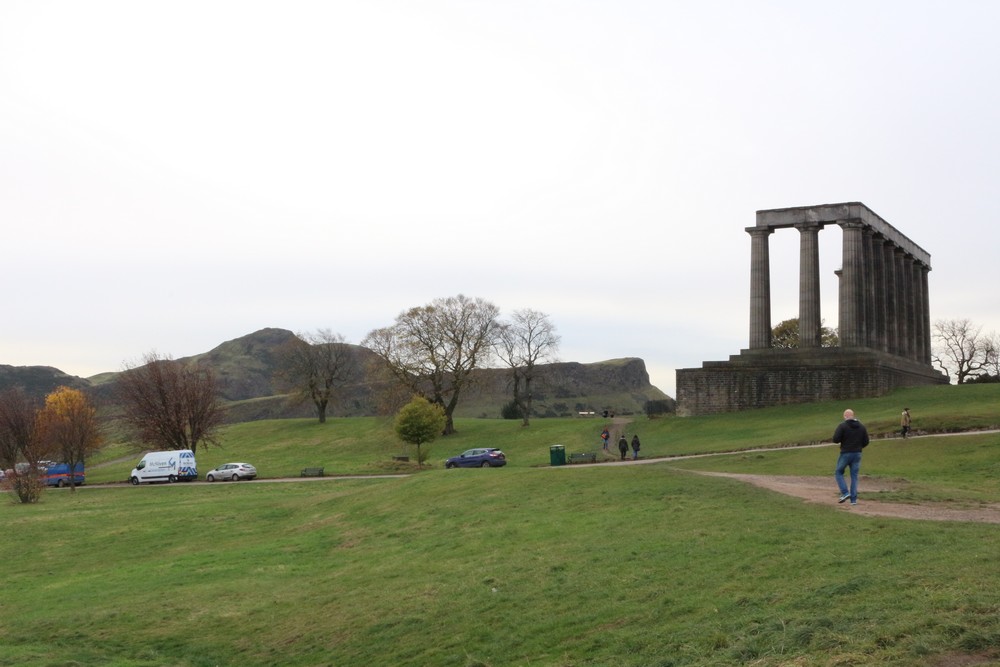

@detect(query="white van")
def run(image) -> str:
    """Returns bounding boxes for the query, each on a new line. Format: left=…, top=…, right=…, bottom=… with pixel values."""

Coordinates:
left=129, top=450, right=197, bottom=485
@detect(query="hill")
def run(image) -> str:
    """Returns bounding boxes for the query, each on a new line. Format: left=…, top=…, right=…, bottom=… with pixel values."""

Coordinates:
left=0, top=364, right=91, bottom=398
left=2, top=328, right=672, bottom=421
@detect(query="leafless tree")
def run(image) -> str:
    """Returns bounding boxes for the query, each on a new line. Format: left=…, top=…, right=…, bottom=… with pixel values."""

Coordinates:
left=932, top=319, right=997, bottom=384
left=362, top=294, right=499, bottom=435
left=495, top=309, right=560, bottom=426
left=0, top=388, right=38, bottom=471
left=115, top=352, right=225, bottom=453
left=275, top=329, right=356, bottom=423
left=985, top=332, right=1000, bottom=380
left=0, top=388, right=49, bottom=502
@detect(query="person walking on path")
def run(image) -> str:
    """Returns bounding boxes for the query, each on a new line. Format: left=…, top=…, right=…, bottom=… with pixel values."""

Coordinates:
left=833, top=408, right=870, bottom=506
left=617, top=434, right=628, bottom=460
left=601, top=427, right=610, bottom=452
left=900, top=408, right=912, bottom=438
left=631, top=434, right=641, bottom=460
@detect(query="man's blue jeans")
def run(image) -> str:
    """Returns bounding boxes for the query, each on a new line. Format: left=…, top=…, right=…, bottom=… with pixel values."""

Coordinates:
left=835, top=451, right=862, bottom=502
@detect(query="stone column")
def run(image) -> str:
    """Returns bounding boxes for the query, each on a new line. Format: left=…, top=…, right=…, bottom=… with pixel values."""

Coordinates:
left=912, top=260, right=925, bottom=363
left=882, top=239, right=898, bottom=355
left=895, top=250, right=911, bottom=358
left=862, top=228, right=876, bottom=348
left=838, top=221, right=866, bottom=348
left=747, top=227, right=774, bottom=349
left=871, top=234, right=888, bottom=352
left=796, top=222, right=822, bottom=347
left=920, top=264, right=932, bottom=363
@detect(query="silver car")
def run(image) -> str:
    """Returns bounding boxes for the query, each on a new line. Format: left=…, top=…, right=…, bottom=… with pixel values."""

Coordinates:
left=205, top=462, right=257, bottom=482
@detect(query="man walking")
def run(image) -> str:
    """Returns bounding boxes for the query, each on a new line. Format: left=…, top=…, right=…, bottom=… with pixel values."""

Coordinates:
left=900, top=408, right=911, bottom=438
left=833, top=408, right=869, bottom=506
left=617, top=434, right=628, bottom=461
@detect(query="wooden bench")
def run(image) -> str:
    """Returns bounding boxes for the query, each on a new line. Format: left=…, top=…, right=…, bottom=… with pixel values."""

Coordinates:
left=568, top=452, right=597, bottom=464
left=300, top=467, right=325, bottom=477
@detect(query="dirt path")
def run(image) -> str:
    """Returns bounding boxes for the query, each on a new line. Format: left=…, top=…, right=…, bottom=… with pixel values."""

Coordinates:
left=683, top=432, right=1000, bottom=524
left=691, top=471, right=1000, bottom=524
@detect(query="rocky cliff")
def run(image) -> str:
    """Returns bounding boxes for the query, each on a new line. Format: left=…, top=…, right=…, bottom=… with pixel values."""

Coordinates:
left=2, top=328, right=673, bottom=421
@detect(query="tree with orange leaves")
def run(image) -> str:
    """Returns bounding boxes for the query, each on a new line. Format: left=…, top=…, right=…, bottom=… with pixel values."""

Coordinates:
left=36, top=386, right=104, bottom=492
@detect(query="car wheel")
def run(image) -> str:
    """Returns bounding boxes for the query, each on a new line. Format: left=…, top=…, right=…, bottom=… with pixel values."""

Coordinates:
left=231, top=474, right=240, bottom=481
left=130, top=477, right=139, bottom=486
left=168, top=475, right=177, bottom=483
left=446, top=462, right=456, bottom=469
left=207, top=474, right=215, bottom=482
left=481, top=461, right=491, bottom=468
left=57, top=479, right=66, bottom=488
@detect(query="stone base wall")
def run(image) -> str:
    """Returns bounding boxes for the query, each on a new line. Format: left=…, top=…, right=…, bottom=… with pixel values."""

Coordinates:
left=675, top=348, right=948, bottom=416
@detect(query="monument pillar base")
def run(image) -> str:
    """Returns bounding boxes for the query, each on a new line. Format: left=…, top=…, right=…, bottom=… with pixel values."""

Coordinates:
left=675, top=348, right=947, bottom=416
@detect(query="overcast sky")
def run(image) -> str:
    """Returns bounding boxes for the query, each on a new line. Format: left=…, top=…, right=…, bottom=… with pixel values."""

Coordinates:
left=3, top=1, right=999, bottom=397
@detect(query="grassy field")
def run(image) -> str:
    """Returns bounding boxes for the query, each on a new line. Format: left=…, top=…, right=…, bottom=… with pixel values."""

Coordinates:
left=3, top=384, right=1000, bottom=666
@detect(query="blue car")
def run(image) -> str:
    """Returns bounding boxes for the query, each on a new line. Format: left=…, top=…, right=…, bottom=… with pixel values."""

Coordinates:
left=445, top=448, right=507, bottom=469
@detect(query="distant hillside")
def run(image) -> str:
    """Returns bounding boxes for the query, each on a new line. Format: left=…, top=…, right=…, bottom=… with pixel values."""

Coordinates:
left=0, top=365, right=91, bottom=402
left=456, top=357, right=670, bottom=419
left=1, top=328, right=674, bottom=421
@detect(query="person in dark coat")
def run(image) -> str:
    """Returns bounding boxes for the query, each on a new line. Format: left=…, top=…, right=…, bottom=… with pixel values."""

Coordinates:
left=833, top=408, right=870, bottom=506
left=617, top=435, right=628, bottom=460
left=631, top=434, right=641, bottom=460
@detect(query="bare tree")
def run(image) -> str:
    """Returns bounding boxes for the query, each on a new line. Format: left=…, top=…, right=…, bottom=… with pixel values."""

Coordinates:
left=362, top=294, right=499, bottom=435
left=275, top=329, right=356, bottom=423
left=495, top=309, right=560, bottom=426
left=932, top=319, right=996, bottom=384
left=35, top=386, right=103, bottom=492
left=0, top=388, right=38, bottom=471
left=116, top=352, right=225, bottom=453
left=985, top=332, right=1000, bottom=381
left=0, top=388, right=49, bottom=503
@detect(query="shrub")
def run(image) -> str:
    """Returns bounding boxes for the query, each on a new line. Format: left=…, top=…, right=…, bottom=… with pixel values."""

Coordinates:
left=4, top=466, right=45, bottom=504
left=500, top=400, right=523, bottom=420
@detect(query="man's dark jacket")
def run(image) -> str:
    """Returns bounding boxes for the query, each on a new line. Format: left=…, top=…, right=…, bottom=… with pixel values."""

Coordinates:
left=833, top=419, right=870, bottom=452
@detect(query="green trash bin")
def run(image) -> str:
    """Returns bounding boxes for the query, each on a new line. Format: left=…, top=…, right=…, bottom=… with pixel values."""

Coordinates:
left=549, top=444, right=566, bottom=466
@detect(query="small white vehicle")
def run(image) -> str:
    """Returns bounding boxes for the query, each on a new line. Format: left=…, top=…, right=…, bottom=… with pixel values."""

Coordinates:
left=205, top=462, right=257, bottom=482
left=129, top=450, right=197, bottom=485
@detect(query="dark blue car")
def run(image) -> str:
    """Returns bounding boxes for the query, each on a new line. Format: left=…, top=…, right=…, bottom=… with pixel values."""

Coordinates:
left=445, top=448, right=507, bottom=468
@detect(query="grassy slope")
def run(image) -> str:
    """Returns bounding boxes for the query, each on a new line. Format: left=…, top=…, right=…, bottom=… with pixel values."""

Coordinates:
left=3, top=384, right=1000, bottom=666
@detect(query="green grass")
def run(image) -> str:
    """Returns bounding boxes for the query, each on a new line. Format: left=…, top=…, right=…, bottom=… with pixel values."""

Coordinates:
left=5, top=384, right=1000, bottom=666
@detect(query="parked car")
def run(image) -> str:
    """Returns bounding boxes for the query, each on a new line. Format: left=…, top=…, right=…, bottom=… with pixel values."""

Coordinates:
left=445, top=448, right=507, bottom=468
left=204, top=462, right=257, bottom=482
left=42, top=461, right=85, bottom=487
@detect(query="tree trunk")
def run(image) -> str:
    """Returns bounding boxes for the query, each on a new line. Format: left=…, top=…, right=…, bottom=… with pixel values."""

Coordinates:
left=520, top=375, right=532, bottom=427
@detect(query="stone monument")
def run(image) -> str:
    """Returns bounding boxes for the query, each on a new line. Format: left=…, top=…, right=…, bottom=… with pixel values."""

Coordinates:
left=676, top=202, right=947, bottom=416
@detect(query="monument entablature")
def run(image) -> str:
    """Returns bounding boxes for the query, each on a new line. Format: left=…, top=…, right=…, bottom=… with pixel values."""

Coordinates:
left=752, top=202, right=930, bottom=266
